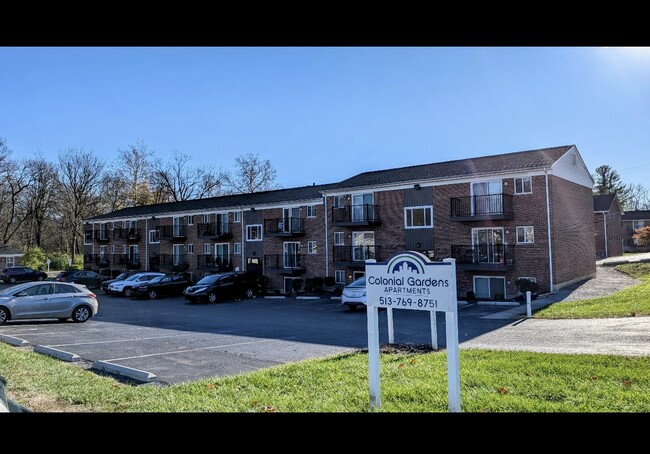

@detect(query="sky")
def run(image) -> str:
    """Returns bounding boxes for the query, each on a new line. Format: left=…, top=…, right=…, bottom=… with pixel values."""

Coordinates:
left=1, top=47, right=649, bottom=189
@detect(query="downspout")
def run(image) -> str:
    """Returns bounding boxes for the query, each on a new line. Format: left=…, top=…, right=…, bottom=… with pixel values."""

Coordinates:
left=545, top=171, right=554, bottom=292
left=241, top=208, right=245, bottom=272
left=603, top=212, right=608, bottom=258
left=145, top=217, right=148, bottom=271
left=324, top=194, right=329, bottom=276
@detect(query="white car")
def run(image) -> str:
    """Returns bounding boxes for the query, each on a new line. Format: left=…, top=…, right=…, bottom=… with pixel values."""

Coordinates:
left=107, top=272, right=165, bottom=297
left=341, top=276, right=366, bottom=312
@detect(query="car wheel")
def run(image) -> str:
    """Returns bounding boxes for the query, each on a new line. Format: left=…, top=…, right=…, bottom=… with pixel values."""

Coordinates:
left=37, top=275, right=44, bottom=281
left=0, top=307, right=8, bottom=325
left=72, top=305, right=92, bottom=323
left=148, top=290, right=157, bottom=300
left=347, top=304, right=358, bottom=312
left=207, top=292, right=217, bottom=303
left=8, top=277, right=16, bottom=284
left=124, top=287, right=133, bottom=297
left=245, top=288, right=254, bottom=299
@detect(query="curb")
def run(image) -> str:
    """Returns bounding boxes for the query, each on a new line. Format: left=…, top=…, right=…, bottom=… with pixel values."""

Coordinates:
left=296, top=296, right=321, bottom=300
left=34, top=345, right=80, bottom=362
left=477, top=301, right=519, bottom=307
left=0, top=334, right=29, bottom=347
left=92, top=360, right=157, bottom=382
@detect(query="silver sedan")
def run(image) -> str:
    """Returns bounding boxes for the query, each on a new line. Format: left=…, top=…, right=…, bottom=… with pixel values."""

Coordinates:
left=0, top=282, right=99, bottom=325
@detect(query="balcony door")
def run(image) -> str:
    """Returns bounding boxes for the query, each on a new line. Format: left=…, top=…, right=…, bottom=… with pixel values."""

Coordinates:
left=216, top=213, right=228, bottom=235
left=352, top=231, right=375, bottom=261
left=282, top=207, right=300, bottom=233
left=283, top=242, right=300, bottom=268
left=472, top=180, right=501, bottom=215
left=214, top=243, right=229, bottom=268
left=471, top=228, right=504, bottom=264
left=173, top=217, right=184, bottom=237
left=129, top=245, right=138, bottom=264
left=352, top=193, right=374, bottom=222
left=172, top=244, right=184, bottom=265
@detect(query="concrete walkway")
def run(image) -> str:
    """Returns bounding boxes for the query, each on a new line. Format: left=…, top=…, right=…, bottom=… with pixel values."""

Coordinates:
left=596, top=251, right=650, bottom=267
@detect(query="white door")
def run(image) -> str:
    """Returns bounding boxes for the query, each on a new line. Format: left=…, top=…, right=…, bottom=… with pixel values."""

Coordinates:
left=352, top=193, right=374, bottom=222
left=283, top=242, right=300, bottom=268
left=352, top=232, right=375, bottom=261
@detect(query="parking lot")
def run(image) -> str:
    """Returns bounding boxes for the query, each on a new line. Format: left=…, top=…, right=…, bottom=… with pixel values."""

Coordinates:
left=1, top=291, right=497, bottom=384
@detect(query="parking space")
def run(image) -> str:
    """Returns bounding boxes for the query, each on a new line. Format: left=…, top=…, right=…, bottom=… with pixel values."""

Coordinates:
left=0, top=290, right=515, bottom=384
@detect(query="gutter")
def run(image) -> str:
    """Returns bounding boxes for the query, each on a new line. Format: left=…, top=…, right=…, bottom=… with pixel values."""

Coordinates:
left=544, top=170, right=554, bottom=292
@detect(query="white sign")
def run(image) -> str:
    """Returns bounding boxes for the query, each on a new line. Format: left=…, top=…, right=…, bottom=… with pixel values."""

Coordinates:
left=366, top=252, right=455, bottom=312
left=365, top=251, right=461, bottom=412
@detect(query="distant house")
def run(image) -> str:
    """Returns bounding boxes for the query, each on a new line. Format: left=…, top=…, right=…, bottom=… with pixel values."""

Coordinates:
left=0, top=244, right=24, bottom=268
left=622, top=210, right=650, bottom=252
left=593, top=194, right=624, bottom=258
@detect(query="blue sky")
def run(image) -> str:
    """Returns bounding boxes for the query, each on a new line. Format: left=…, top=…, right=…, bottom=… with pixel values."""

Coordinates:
left=1, top=47, right=649, bottom=188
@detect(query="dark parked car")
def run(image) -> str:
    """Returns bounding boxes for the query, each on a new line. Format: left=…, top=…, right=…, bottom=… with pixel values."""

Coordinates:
left=100, top=271, right=139, bottom=294
left=183, top=272, right=265, bottom=303
left=55, top=270, right=106, bottom=289
left=0, top=267, right=47, bottom=284
left=132, top=274, right=192, bottom=299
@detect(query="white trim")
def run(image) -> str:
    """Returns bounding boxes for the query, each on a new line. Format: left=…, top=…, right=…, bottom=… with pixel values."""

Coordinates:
left=334, top=270, right=345, bottom=285
left=148, top=229, right=160, bottom=244
left=334, top=231, right=344, bottom=245
left=187, top=243, right=194, bottom=255
left=514, top=176, right=532, bottom=195
left=307, top=241, right=317, bottom=254
left=246, top=224, right=263, bottom=241
left=404, top=205, right=433, bottom=229
left=516, top=226, right=535, bottom=244
left=233, top=242, right=242, bottom=255
left=472, top=275, right=506, bottom=299
left=545, top=171, right=554, bottom=291
left=306, top=205, right=316, bottom=218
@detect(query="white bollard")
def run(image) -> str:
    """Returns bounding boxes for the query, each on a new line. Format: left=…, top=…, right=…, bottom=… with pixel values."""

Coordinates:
left=430, top=311, right=438, bottom=350
left=387, top=308, right=394, bottom=344
left=526, top=291, right=532, bottom=318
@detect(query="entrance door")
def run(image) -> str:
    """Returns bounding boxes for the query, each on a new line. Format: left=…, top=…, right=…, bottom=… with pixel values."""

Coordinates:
left=247, top=257, right=261, bottom=274
left=472, top=180, right=502, bottom=215
left=215, top=243, right=230, bottom=270
left=283, top=242, right=300, bottom=268
left=352, top=232, right=375, bottom=261
left=352, top=193, right=374, bottom=222
left=472, top=228, right=504, bottom=264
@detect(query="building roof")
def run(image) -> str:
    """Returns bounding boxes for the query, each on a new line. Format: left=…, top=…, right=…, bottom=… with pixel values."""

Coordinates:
left=87, top=183, right=338, bottom=221
left=622, top=210, right=650, bottom=221
left=327, top=145, right=574, bottom=191
left=0, top=244, right=24, bottom=258
left=593, top=194, right=618, bottom=212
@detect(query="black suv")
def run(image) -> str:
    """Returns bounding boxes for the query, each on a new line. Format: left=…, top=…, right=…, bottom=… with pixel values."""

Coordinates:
left=1, top=267, right=48, bottom=284
left=183, top=272, right=266, bottom=303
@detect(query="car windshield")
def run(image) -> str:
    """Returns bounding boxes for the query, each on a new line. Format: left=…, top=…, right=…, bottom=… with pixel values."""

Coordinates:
left=147, top=276, right=164, bottom=284
left=115, top=273, right=128, bottom=280
left=124, top=274, right=141, bottom=281
left=348, top=276, right=366, bottom=287
left=195, top=274, right=221, bottom=285
left=0, top=283, right=33, bottom=296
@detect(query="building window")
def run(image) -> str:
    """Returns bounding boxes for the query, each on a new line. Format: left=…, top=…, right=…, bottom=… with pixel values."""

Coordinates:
left=187, top=244, right=194, bottom=254
left=307, top=205, right=316, bottom=218
left=110, top=222, right=115, bottom=230
left=234, top=242, right=242, bottom=254
left=110, top=245, right=115, bottom=254
left=84, top=229, right=92, bottom=245
left=514, top=177, right=532, bottom=194
left=148, top=229, right=160, bottom=244
left=187, top=216, right=194, bottom=226
left=516, top=226, right=535, bottom=244
left=203, top=243, right=211, bottom=254
left=333, top=196, right=344, bottom=208
left=203, top=214, right=210, bottom=224
left=122, top=220, right=127, bottom=229
left=473, top=276, right=506, bottom=299
left=633, top=220, right=645, bottom=230
left=246, top=225, right=263, bottom=241
left=404, top=206, right=433, bottom=229
left=233, top=211, right=241, bottom=223
left=307, top=241, right=317, bottom=254
left=335, top=270, right=345, bottom=284
left=121, top=245, right=127, bottom=254
left=334, top=232, right=344, bottom=245
left=517, top=276, right=537, bottom=283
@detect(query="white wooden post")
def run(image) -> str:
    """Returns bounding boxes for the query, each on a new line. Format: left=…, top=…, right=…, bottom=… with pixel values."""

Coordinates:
left=526, top=291, right=532, bottom=318
left=367, top=305, right=381, bottom=409
left=387, top=308, right=394, bottom=344
left=430, top=310, right=438, bottom=350
left=443, top=257, right=461, bottom=412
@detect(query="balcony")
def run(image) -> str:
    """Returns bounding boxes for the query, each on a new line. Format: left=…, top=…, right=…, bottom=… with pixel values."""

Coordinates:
left=94, top=229, right=111, bottom=243
left=451, top=244, right=516, bottom=271
left=333, top=245, right=383, bottom=267
left=157, top=225, right=187, bottom=240
left=450, top=194, right=513, bottom=221
left=196, top=222, right=233, bottom=240
left=157, top=254, right=189, bottom=272
left=113, top=228, right=140, bottom=242
left=84, top=254, right=110, bottom=268
left=114, top=254, right=141, bottom=270
left=264, top=218, right=305, bottom=237
left=331, top=204, right=381, bottom=227
left=264, top=254, right=306, bottom=275
left=197, top=254, right=233, bottom=272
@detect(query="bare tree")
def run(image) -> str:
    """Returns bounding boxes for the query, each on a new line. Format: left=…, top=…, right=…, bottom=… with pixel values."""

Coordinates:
left=0, top=140, right=31, bottom=245
left=100, top=169, right=128, bottom=213
left=151, top=150, right=225, bottom=202
left=224, top=153, right=279, bottom=194
left=22, top=156, right=58, bottom=248
left=57, top=147, right=105, bottom=260
left=117, top=139, right=155, bottom=206
left=625, top=183, right=650, bottom=211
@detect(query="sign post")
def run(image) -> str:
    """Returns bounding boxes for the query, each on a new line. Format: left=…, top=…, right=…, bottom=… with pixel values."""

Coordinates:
left=365, top=251, right=460, bottom=412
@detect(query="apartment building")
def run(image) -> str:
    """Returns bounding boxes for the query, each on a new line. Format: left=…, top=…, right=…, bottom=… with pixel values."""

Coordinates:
left=85, top=145, right=597, bottom=298
left=593, top=194, right=624, bottom=258
left=622, top=210, right=650, bottom=252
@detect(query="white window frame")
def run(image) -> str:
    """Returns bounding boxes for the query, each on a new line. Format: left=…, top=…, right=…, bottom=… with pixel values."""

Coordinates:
left=6, top=257, right=14, bottom=267
left=84, top=229, right=92, bottom=245
left=121, top=245, right=127, bottom=254
left=306, top=205, right=316, bottom=218
left=128, top=220, right=137, bottom=230
left=187, top=244, right=194, bottom=255
left=404, top=206, right=433, bottom=229
left=333, top=196, right=344, bottom=208
left=335, top=270, right=345, bottom=285
left=110, top=222, right=115, bottom=230
left=172, top=244, right=184, bottom=265
left=203, top=243, right=211, bottom=254
left=514, top=176, right=532, bottom=195
left=233, top=242, right=242, bottom=254
left=516, top=226, right=535, bottom=244
left=246, top=224, right=263, bottom=241
left=187, top=215, right=194, bottom=226
left=233, top=211, right=241, bottom=223
left=122, top=220, right=127, bottom=229
left=334, top=232, right=344, bottom=245
left=203, top=214, right=210, bottom=224
left=148, top=229, right=160, bottom=244
left=110, top=245, right=115, bottom=254
left=99, top=245, right=108, bottom=258
left=307, top=241, right=317, bottom=254
left=473, top=276, right=506, bottom=299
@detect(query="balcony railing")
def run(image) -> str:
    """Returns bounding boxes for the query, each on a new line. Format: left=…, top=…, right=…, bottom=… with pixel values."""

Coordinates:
left=333, top=245, right=383, bottom=265
left=84, top=254, right=110, bottom=267
left=158, top=253, right=189, bottom=271
left=451, top=244, right=516, bottom=270
left=196, top=222, right=232, bottom=240
left=114, top=254, right=141, bottom=269
left=264, top=254, right=306, bottom=274
left=331, top=204, right=381, bottom=226
left=94, top=229, right=111, bottom=242
left=157, top=225, right=187, bottom=240
left=113, top=227, right=140, bottom=242
left=197, top=254, right=233, bottom=271
left=264, top=218, right=305, bottom=237
left=450, top=193, right=513, bottom=221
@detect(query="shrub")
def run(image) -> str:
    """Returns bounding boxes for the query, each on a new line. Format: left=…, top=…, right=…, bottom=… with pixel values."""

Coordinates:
left=515, top=278, right=539, bottom=295
left=466, top=291, right=476, bottom=301
left=305, top=277, right=324, bottom=293
left=291, top=279, right=303, bottom=292
left=48, top=252, right=72, bottom=270
left=21, top=247, right=47, bottom=270
left=493, top=292, right=504, bottom=301
left=323, top=276, right=335, bottom=287
left=332, top=287, right=342, bottom=296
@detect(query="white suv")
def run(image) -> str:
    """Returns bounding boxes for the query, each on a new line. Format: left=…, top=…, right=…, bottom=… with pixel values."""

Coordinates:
left=107, top=272, right=165, bottom=297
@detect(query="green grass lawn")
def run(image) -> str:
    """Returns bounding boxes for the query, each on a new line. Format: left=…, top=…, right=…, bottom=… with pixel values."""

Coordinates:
left=2, top=342, right=649, bottom=412
left=535, top=263, right=650, bottom=319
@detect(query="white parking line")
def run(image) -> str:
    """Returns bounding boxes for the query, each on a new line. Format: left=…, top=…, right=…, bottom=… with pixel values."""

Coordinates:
left=47, top=330, right=236, bottom=348
left=105, top=336, right=297, bottom=362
